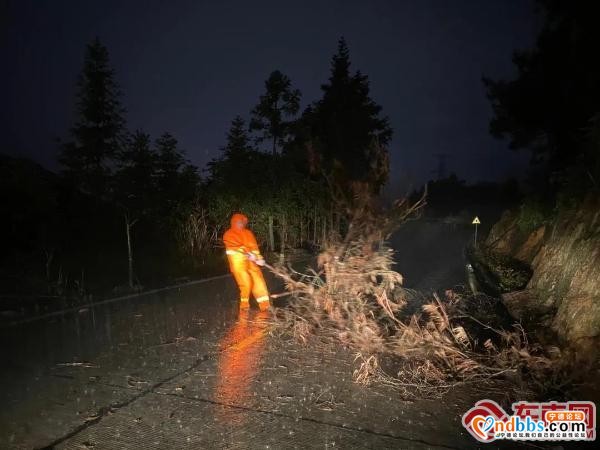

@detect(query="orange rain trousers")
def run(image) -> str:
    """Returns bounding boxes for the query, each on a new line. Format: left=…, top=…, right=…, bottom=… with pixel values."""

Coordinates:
left=226, top=252, right=269, bottom=305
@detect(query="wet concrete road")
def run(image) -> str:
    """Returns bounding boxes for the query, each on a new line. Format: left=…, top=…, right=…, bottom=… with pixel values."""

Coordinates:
left=390, top=220, right=472, bottom=292
left=0, top=221, right=524, bottom=449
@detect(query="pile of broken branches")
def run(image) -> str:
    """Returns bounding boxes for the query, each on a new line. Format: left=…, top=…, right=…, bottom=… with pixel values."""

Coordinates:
left=268, top=183, right=569, bottom=399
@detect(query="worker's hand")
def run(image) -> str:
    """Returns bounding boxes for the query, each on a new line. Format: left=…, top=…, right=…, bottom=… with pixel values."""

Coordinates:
left=256, top=258, right=266, bottom=267
left=246, top=252, right=257, bottom=262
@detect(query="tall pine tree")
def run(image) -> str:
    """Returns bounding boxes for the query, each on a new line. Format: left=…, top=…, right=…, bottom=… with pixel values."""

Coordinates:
left=250, top=70, right=301, bottom=155
left=59, top=38, right=126, bottom=197
left=308, top=38, right=392, bottom=190
left=223, top=115, right=255, bottom=159
left=154, top=132, right=199, bottom=214
left=208, top=115, right=258, bottom=192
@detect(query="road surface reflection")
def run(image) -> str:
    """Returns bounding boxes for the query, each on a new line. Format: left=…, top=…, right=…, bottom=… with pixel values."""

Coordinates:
left=214, top=309, right=269, bottom=424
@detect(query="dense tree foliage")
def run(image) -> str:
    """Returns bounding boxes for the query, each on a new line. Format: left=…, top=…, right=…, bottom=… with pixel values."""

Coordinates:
left=205, top=115, right=331, bottom=254
left=483, top=1, right=600, bottom=198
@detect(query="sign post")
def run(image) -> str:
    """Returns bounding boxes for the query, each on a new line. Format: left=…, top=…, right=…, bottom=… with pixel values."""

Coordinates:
left=472, top=216, right=480, bottom=246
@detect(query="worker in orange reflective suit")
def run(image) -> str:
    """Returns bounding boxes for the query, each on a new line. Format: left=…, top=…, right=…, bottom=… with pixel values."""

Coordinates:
left=223, top=213, right=270, bottom=311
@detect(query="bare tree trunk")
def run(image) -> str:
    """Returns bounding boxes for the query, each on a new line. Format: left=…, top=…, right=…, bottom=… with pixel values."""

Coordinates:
left=268, top=215, right=275, bottom=252
left=44, top=249, right=54, bottom=282
left=330, top=209, right=334, bottom=236
left=280, top=214, right=287, bottom=256
left=80, top=269, right=85, bottom=296
left=313, top=207, right=317, bottom=243
left=322, top=217, right=327, bottom=245
left=124, top=213, right=138, bottom=289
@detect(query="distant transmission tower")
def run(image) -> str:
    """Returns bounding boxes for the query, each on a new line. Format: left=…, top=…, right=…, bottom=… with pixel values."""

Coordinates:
left=432, top=153, right=448, bottom=179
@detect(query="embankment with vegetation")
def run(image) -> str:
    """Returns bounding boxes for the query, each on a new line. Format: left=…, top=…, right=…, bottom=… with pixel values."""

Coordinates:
left=480, top=197, right=600, bottom=356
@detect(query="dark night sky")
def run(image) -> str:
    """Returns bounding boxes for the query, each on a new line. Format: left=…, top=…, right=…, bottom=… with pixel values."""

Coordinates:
left=1, top=0, right=536, bottom=189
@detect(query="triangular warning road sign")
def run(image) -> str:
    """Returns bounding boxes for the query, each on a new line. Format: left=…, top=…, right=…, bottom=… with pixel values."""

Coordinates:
left=472, top=216, right=481, bottom=225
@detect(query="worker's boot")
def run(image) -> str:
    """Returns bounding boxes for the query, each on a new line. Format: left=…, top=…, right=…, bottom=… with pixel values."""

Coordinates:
left=256, top=296, right=270, bottom=312
left=240, top=298, right=250, bottom=310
